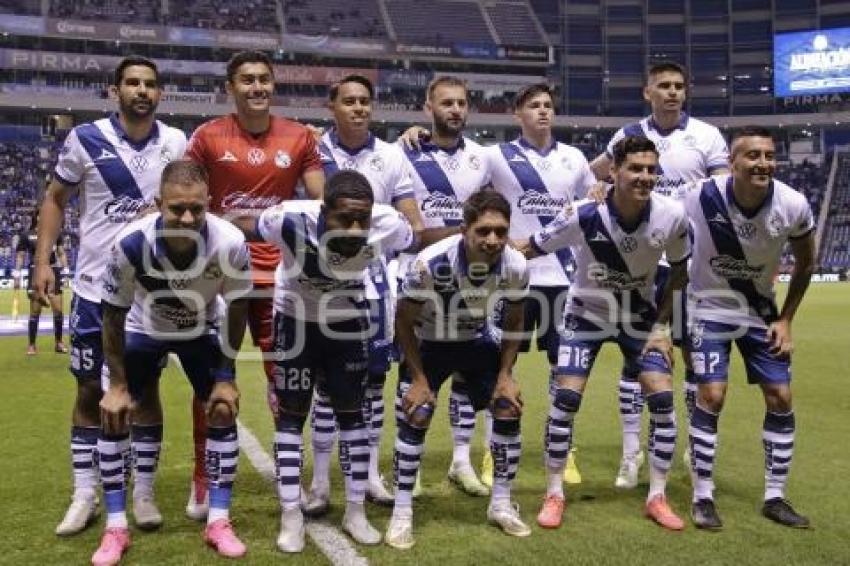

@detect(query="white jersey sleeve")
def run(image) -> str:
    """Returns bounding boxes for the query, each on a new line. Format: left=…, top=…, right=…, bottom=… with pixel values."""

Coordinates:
left=530, top=200, right=589, bottom=255
left=101, top=240, right=136, bottom=309
left=54, top=128, right=88, bottom=186
left=705, top=128, right=730, bottom=173
left=373, top=205, right=415, bottom=256
left=257, top=204, right=289, bottom=248
left=790, top=199, right=815, bottom=239
left=221, top=238, right=254, bottom=300
left=666, top=202, right=691, bottom=264
left=605, top=127, right=627, bottom=157
left=399, top=255, right=435, bottom=302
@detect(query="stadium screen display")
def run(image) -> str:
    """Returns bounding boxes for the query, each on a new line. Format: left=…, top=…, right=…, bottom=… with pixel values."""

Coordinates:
left=774, top=28, right=850, bottom=97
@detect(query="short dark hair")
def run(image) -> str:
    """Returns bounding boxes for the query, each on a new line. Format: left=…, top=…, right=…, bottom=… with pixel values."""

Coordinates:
left=611, top=136, right=659, bottom=167
left=329, top=74, right=374, bottom=101
left=324, top=170, right=374, bottom=208
left=427, top=76, right=468, bottom=102
left=513, top=83, right=554, bottom=111
left=226, top=50, right=274, bottom=83
left=463, top=190, right=511, bottom=225
left=647, top=61, right=688, bottom=85
left=160, top=160, right=209, bottom=194
left=114, top=56, right=159, bottom=87
left=732, top=125, right=773, bottom=143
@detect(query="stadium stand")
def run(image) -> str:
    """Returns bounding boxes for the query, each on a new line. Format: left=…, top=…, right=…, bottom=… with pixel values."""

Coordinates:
left=49, top=0, right=160, bottom=24
left=282, top=0, right=388, bottom=38
left=167, top=0, right=280, bottom=32
left=820, top=152, right=850, bottom=271
left=0, top=0, right=39, bottom=16
left=385, top=0, right=494, bottom=45
left=485, top=2, right=547, bottom=46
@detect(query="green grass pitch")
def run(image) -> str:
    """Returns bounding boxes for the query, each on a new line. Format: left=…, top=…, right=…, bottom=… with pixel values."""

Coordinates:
left=0, top=284, right=848, bottom=565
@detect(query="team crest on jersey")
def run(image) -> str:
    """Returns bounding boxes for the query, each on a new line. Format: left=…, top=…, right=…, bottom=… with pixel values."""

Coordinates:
left=274, top=150, right=292, bottom=169
left=446, top=157, right=460, bottom=171
left=561, top=315, right=579, bottom=340
left=649, top=229, right=666, bottom=249
left=767, top=212, right=784, bottom=238
left=689, top=321, right=706, bottom=350
left=736, top=222, right=757, bottom=240
left=247, top=148, right=266, bottom=166
left=620, top=235, right=638, bottom=253
left=468, top=155, right=481, bottom=170
left=369, top=155, right=385, bottom=172
left=160, top=148, right=174, bottom=164
left=130, top=155, right=148, bottom=173
left=561, top=156, right=573, bottom=170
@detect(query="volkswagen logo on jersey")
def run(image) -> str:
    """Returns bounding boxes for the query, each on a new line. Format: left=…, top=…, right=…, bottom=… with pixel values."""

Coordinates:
left=736, top=222, right=757, bottom=240
left=130, top=155, right=148, bottom=173
left=247, top=148, right=266, bottom=166
left=446, top=157, right=460, bottom=171
left=170, top=277, right=191, bottom=290
left=274, top=150, right=292, bottom=169
left=656, top=139, right=671, bottom=153
left=620, top=235, right=638, bottom=253
left=343, top=158, right=357, bottom=169
left=537, top=158, right=552, bottom=171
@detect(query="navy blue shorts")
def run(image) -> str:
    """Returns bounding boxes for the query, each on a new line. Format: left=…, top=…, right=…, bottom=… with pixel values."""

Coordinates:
left=271, top=313, right=369, bottom=413
left=686, top=319, right=791, bottom=385
left=555, top=313, right=671, bottom=380
left=68, top=294, right=105, bottom=382
left=495, top=285, right=568, bottom=365
left=125, top=332, right=223, bottom=401
left=417, top=337, right=501, bottom=411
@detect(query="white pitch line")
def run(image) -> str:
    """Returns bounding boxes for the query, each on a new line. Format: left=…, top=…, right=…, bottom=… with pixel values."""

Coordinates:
left=236, top=420, right=370, bottom=566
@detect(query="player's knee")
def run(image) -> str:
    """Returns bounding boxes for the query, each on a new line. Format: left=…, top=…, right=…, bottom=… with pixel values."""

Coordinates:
left=646, top=390, right=674, bottom=412
left=492, top=397, right=521, bottom=420
left=276, top=410, right=307, bottom=434
left=208, top=401, right=236, bottom=427
left=133, top=382, right=162, bottom=422
left=552, top=387, right=583, bottom=414
left=763, top=387, right=792, bottom=413
left=698, top=387, right=725, bottom=412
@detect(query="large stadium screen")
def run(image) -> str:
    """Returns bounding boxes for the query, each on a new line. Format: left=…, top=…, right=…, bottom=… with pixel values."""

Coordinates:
left=774, top=28, right=850, bottom=97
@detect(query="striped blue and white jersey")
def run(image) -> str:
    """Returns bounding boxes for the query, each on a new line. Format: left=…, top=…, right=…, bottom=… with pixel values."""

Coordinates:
left=486, top=137, right=595, bottom=287
left=606, top=113, right=728, bottom=201
left=258, top=200, right=414, bottom=322
left=684, top=175, right=814, bottom=329
left=400, top=234, right=528, bottom=342
left=102, top=213, right=252, bottom=336
left=531, top=193, right=690, bottom=323
left=54, top=114, right=187, bottom=302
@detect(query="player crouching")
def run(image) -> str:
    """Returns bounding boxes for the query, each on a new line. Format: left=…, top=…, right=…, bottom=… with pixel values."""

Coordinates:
left=91, top=161, right=252, bottom=565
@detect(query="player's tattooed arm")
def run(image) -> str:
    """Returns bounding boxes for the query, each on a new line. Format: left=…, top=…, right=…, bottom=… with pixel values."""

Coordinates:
left=769, top=231, right=816, bottom=356
left=101, top=302, right=132, bottom=436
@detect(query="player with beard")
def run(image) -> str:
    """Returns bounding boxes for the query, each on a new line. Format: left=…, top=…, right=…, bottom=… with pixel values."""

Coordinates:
left=34, top=56, right=187, bottom=537
left=588, top=62, right=730, bottom=489
left=684, top=127, right=815, bottom=530
left=395, top=76, right=494, bottom=498
left=302, top=75, right=426, bottom=513
left=184, top=50, right=324, bottom=520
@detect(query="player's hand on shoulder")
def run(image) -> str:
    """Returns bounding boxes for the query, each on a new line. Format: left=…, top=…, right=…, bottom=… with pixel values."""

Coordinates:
left=398, top=126, right=430, bottom=150
left=587, top=181, right=609, bottom=204
left=306, top=123, right=324, bottom=142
